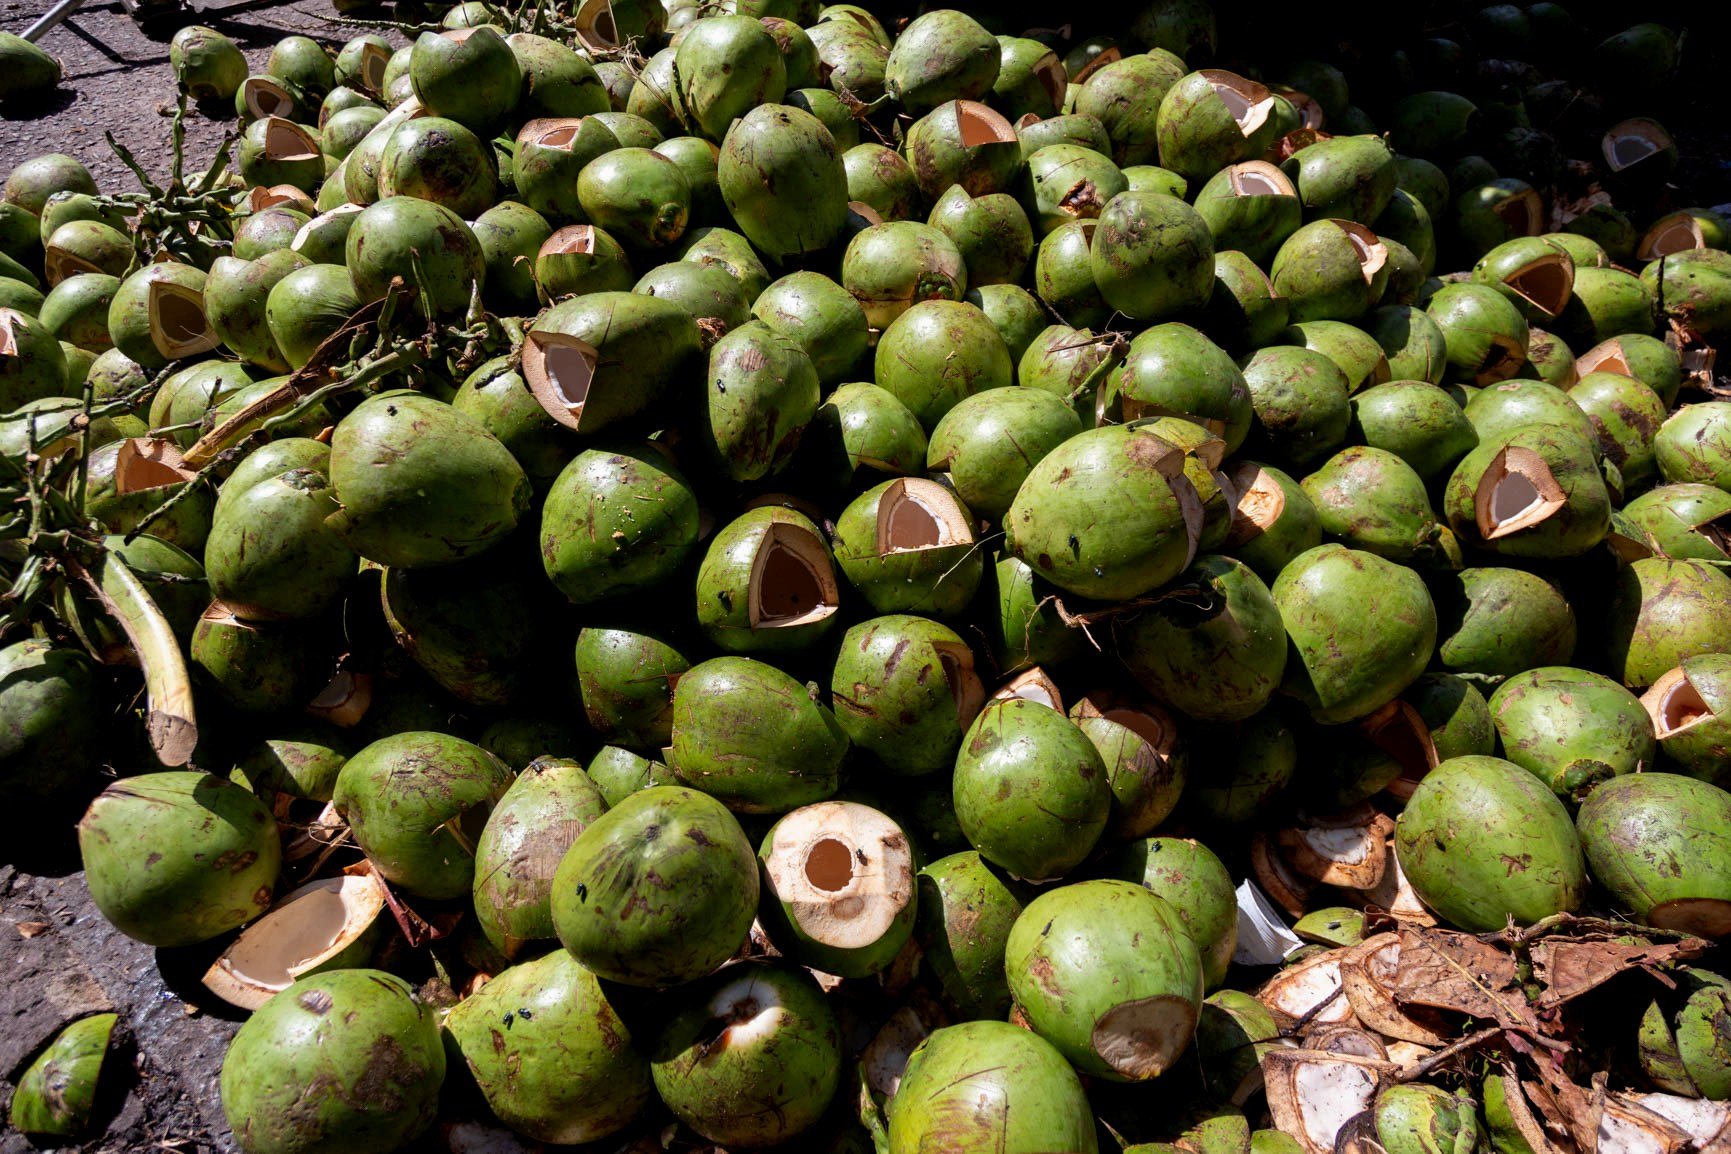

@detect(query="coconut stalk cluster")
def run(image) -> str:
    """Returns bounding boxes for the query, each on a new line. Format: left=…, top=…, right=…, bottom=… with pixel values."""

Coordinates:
left=5, top=1, right=1731, bottom=1152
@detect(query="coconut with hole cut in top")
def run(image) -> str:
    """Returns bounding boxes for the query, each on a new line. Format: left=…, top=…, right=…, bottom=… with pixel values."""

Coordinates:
left=832, top=476, right=984, bottom=617
left=695, top=505, right=839, bottom=654
left=1444, top=426, right=1610, bottom=559
left=1004, top=878, right=1204, bottom=1081
left=1643, top=654, right=1731, bottom=786
left=757, top=800, right=918, bottom=978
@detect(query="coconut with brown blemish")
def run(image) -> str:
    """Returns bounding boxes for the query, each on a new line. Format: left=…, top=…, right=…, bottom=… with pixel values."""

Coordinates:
left=202, top=871, right=387, bottom=1010
left=1276, top=810, right=1395, bottom=890
left=1271, top=218, right=1390, bottom=324
left=696, top=505, right=839, bottom=654
left=1071, top=692, right=1187, bottom=840
left=1192, top=159, right=1303, bottom=266
left=1642, top=656, right=1731, bottom=784
left=832, top=476, right=984, bottom=617
left=757, top=800, right=917, bottom=978
left=904, top=99, right=1023, bottom=202
left=1262, top=1049, right=1389, bottom=1154
left=1005, top=878, right=1204, bottom=1081
left=829, top=613, right=983, bottom=776
left=1156, top=70, right=1280, bottom=187
left=1578, top=772, right=1731, bottom=939
left=1473, top=236, right=1577, bottom=322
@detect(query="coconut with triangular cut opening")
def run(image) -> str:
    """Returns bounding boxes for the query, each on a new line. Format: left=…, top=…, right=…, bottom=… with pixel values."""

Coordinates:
left=758, top=800, right=917, bottom=978
left=1602, top=116, right=1678, bottom=192
left=833, top=476, right=983, bottom=617
left=513, top=117, right=619, bottom=222
left=1193, top=159, right=1303, bottom=265
left=202, top=870, right=387, bottom=1011
left=1271, top=218, right=1390, bottom=324
left=1156, top=69, right=1280, bottom=187
left=1070, top=692, right=1187, bottom=840
left=904, top=99, right=1022, bottom=203
left=1641, top=656, right=1731, bottom=783
left=1222, top=460, right=1321, bottom=581
left=239, top=75, right=297, bottom=123
left=991, top=665, right=1064, bottom=712
left=1446, top=424, right=1612, bottom=560
left=696, top=505, right=839, bottom=654
left=1639, top=211, right=1710, bottom=261
left=523, top=291, right=700, bottom=436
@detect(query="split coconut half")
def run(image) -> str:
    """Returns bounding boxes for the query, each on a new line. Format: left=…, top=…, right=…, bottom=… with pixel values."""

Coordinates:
left=42, top=237, right=104, bottom=285
left=115, top=437, right=198, bottom=495
left=1262, top=1048, right=1389, bottom=1154
left=1361, top=698, right=1439, bottom=801
left=1228, top=159, right=1297, bottom=200
left=246, top=184, right=310, bottom=214
left=951, top=100, right=1017, bottom=152
left=572, top=0, right=623, bottom=51
left=1256, top=946, right=1354, bottom=1030
left=1474, top=444, right=1567, bottom=540
left=1275, top=809, right=1396, bottom=891
left=1339, top=932, right=1452, bottom=1047
left=1250, top=829, right=1317, bottom=918
left=203, top=870, right=387, bottom=1010
left=1490, top=185, right=1545, bottom=241
left=1602, top=117, right=1676, bottom=175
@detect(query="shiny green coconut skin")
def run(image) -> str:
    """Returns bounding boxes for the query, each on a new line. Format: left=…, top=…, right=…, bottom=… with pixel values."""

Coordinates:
left=952, top=697, right=1109, bottom=882
left=1102, top=836, right=1238, bottom=989
left=78, top=771, right=280, bottom=947
left=830, top=614, right=982, bottom=776
left=1395, top=755, right=1587, bottom=932
left=1488, top=667, right=1653, bottom=798
left=914, top=850, right=1029, bottom=1019
left=551, top=786, right=758, bottom=988
left=220, top=970, right=444, bottom=1154
left=574, top=625, right=689, bottom=749
left=332, top=731, right=515, bottom=900
left=444, top=949, right=651, bottom=1144
left=1577, top=773, right=1731, bottom=937
left=7, top=1013, right=117, bottom=1139
left=887, top=1021, right=1098, bottom=1154
left=471, top=757, right=608, bottom=958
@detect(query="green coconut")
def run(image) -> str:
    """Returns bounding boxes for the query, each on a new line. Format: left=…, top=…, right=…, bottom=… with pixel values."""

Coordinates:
left=1074, top=50, right=1187, bottom=167
left=1575, top=332, right=1683, bottom=407
left=325, top=392, right=530, bottom=567
left=832, top=476, right=983, bottom=616
left=1192, top=161, right=1302, bottom=267
left=1273, top=543, right=1437, bottom=724
left=844, top=143, right=922, bottom=221
left=717, top=102, right=848, bottom=259
left=883, top=7, right=997, bottom=114
left=237, top=117, right=324, bottom=191
left=190, top=601, right=320, bottom=713
left=1020, top=143, right=1126, bottom=235
left=540, top=443, right=699, bottom=604
left=576, top=147, right=690, bottom=249
left=842, top=220, right=967, bottom=331
left=450, top=354, right=573, bottom=486
left=1035, top=218, right=1109, bottom=328
left=522, top=290, right=700, bottom=435
left=1656, top=403, right=1731, bottom=492
left=1376, top=1085, right=1481, bottom=1154
left=574, top=625, right=690, bottom=749
left=512, top=116, right=619, bottom=223
left=830, top=614, right=984, bottom=776
left=1443, top=426, right=1611, bottom=559
left=1605, top=558, right=1731, bottom=690
left=928, top=186, right=1033, bottom=286
left=1394, top=755, right=1587, bottom=931
left=1005, top=424, right=1202, bottom=600
left=1643, top=249, right=1731, bottom=338
left=1434, top=567, right=1576, bottom=684
left=1643, top=654, right=1731, bottom=786
left=376, top=117, right=497, bottom=218
left=926, top=387, right=1079, bottom=522
left=205, top=251, right=307, bottom=373
left=0, top=640, right=108, bottom=807
left=219, top=970, right=443, bottom=1154
left=698, top=320, right=820, bottom=480
left=1301, top=446, right=1448, bottom=565
left=229, top=725, right=349, bottom=809
left=634, top=259, right=751, bottom=330
left=1472, top=236, right=1577, bottom=324
left=1489, top=666, right=1654, bottom=798
left=1104, top=836, right=1237, bottom=989
left=83, top=438, right=213, bottom=552
left=344, top=196, right=484, bottom=318
left=1219, top=461, right=1322, bottom=581
left=106, top=262, right=219, bottom=371
left=1348, top=380, right=1477, bottom=482
left=1005, top=879, right=1203, bottom=1080
left=0, top=32, right=61, bottom=101
left=535, top=224, right=634, bottom=300
left=905, top=99, right=1023, bottom=201
left=586, top=745, right=673, bottom=806
left=382, top=549, right=548, bottom=706
left=471, top=758, right=608, bottom=958
left=952, top=697, right=1110, bottom=881
left=1284, top=318, right=1393, bottom=392
left=1578, top=772, right=1731, bottom=937
left=6, top=1012, right=116, bottom=1140
left=1182, top=708, right=1297, bottom=825
left=1570, top=371, right=1666, bottom=491
left=667, top=655, right=846, bottom=812
left=231, top=207, right=307, bottom=262
left=1090, top=190, right=1215, bottom=322
left=751, top=270, right=870, bottom=384
left=1622, top=484, right=1731, bottom=564
left=0, top=307, right=68, bottom=409
left=205, top=468, right=355, bottom=621
left=1271, top=219, right=1390, bottom=323
left=888, top=1021, right=1096, bottom=1153
left=551, top=785, right=758, bottom=986
left=78, top=771, right=280, bottom=947
left=987, top=550, right=1086, bottom=674
left=1240, top=344, right=1352, bottom=471
left=409, top=25, right=520, bottom=132
left=914, top=850, right=1029, bottom=1019
left=1556, top=265, right=1656, bottom=348
left=1426, top=281, right=1530, bottom=385
left=695, top=505, right=839, bottom=653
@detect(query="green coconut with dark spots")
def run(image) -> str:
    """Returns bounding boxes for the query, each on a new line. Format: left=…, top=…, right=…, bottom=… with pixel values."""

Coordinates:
left=830, top=614, right=983, bottom=776
left=1240, top=344, right=1352, bottom=471
left=1434, top=567, right=1577, bottom=682
left=884, top=8, right=998, bottom=114
left=326, top=392, right=530, bottom=567
left=1605, top=558, right=1731, bottom=690
left=1273, top=543, right=1437, bottom=724
left=1004, top=424, right=1201, bottom=601
left=717, top=103, right=848, bottom=259
left=1656, top=403, right=1731, bottom=492
left=205, top=468, right=355, bottom=621
left=0, top=640, right=107, bottom=807
left=1103, top=836, right=1237, bottom=989
left=205, top=251, right=307, bottom=373
left=1301, top=446, right=1449, bottom=565
left=382, top=549, right=548, bottom=706
left=1570, top=371, right=1666, bottom=491
left=1005, top=879, right=1203, bottom=1081
left=344, top=196, right=484, bottom=318
left=904, top=99, right=1023, bottom=201
left=751, top=271, right=870, bottom=384
left=6, top=1012, right=116, bottom=1140
left=574, top=626, right=690, bottom=750
left=928, top=186, right=1033, bottom=286
left=1577, top=772, right=1731, bottom=937
left=540, top=443, right=699, bottom=604
left=1271, top=219, right=1390, bottom=324
left=832, top=476, right=983, bottom=616
left=333, top=731, right=515, bottom=900
left=844, top=143, right=921, bottom=220
left=952, top=698, right=1110, bottom=881
left=873, top=298, right=1011, bottom=431
left=698, top=320, right=820, bottom=481
left=376, top=117, right=496, bottom=218
left=450, top=354, right=573, bottom=487
left=1376, top=1085, right=1481, bottom=1154
left=667, top=656, right=846, bottom=812
left=409, top=25, right=520, bottom=133
left=987, top=550, right=1085, bottom=675
left=1442, top=426, right=1610, bottom=560
left=229, top=725, right=349, bottom=809
left=1035, top=219, right=1109, bottom=329
left=1348, top=380, right=1477, bottom=482
left=586, top=745, right=673, bottom=807
left=219, top=970, right=444, bottom=1154
left=471, top=757, right=608, bottom=958
left=915, top=850, right=1030, bottom=1019
left=1394, top=755, right=1587, bottom=932
left=551, top=785, right=758, bottom=987
left=1108, top=322, right=1251, bottom=451
left=1090, top=191, right=1215, bottom=322
left=190, top=605, right=320, bottom=713
left=695, top=506, right=838, bottom=654
left=1020, top=143, right=1126, bottom=236
left=1074, top=50, right=1186, bottom=167
left=78, top=771, right=280, bottom=947
left=1117, top=553, right=1286, bottom=722
left=1489, top=666, right=1654, bottom=798
left=926, top=387, right=1079, bottom=523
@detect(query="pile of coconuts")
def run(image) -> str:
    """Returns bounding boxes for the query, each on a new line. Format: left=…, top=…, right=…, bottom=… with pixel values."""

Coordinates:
left=5, top=1, right=1731, bottom=1151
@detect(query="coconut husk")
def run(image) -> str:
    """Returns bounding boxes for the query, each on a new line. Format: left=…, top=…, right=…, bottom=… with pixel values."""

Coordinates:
left=202, top=870, right=386, bottom=1010
left=1257, top=947, right=1356, bottom=1030
left=1261, top=1048, right=1389, bottom=1154
left=990, top=666, right=1064, bottom=712
left=1339, top=933, right=1453, bottom=1046
left=747, top=520, right=839, bottom=631
left=875, top=478, right=972, bottom=555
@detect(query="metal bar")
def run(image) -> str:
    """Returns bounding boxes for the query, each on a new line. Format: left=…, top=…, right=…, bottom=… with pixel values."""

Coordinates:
left=19, top=0, right=88, bottom=41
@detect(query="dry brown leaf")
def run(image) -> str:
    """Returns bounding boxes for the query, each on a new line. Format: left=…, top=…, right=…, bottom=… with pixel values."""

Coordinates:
left=1388, top=927, right=1531, bottom=1031
left=1531, top=938, right=1711, bottom=1009
left=15, top=921, right=51, bottom=938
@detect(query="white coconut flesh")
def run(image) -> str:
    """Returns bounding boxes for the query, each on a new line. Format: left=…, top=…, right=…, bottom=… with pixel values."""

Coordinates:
left=861, top=1005, right=935, bottom=1098
left=952, top=100, right=1015, bottom=150
left=148, top=280, right=221, bottom=360
left=1091, top=993, right=1197, bottom=1078
left=764, top=801, right=914, bottom=955
left=1632, top=1094, right=1731, bottom=1147
left=292, top=205, right=362, bottom=254
left=1228, top=161, right=1295, bottom=200
left=116, top=438, right=197, bottom=494
left=1640, top=215, right=1705, bottom=260
left=242, top=77, right=294, bottom=121
left=1260, top=953, right=1352, bottom=1025
left=1203, top=71, right=1274, bottom=139
left=1642, top=667, right=1714, bottom=738
left=1504, top=255, right=1573, bottom=317
left=1597, top=1097, right=1690, bottom=1154
left=307, top=669, right=372, bottom=727
left=701, top=967, right=791, bottom=1053
left=875, top=478, right=971, bottom=555
left=992, top=667, right=1062, bottom=711
left=748, top=522, right=839, bottom=630
left=204, top=874, right=385, bottom=1010
left=522, top=330, right=598, bottom=431
left=1225, top=462, right=1285, bottom=546
left=1476, top=445, right=1566, bottom=539
left=1265, top=1051, right=1383, bottom=1154
left=1338, top=222, right=1389, bottom=284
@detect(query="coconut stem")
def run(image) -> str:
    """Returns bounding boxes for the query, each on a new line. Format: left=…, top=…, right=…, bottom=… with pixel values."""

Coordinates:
left=69, top=554, right=197, bottom=765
